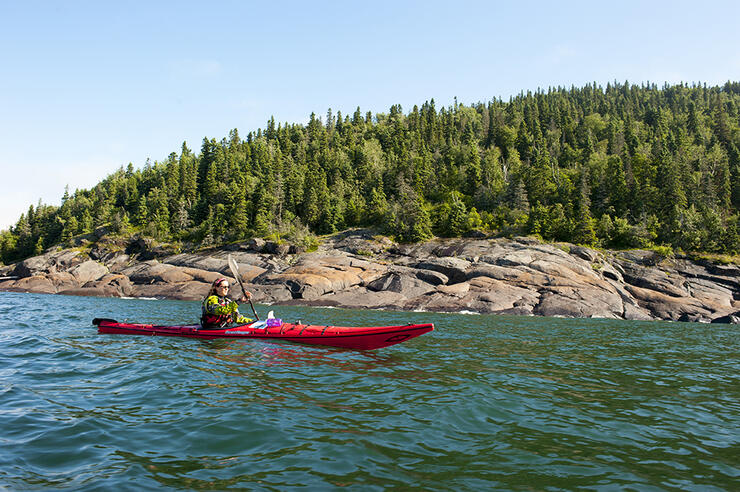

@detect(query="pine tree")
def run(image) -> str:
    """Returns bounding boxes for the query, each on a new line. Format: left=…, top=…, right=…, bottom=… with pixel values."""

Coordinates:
left=136, top=195, right=148, bottom=226
left=80, top=209, right=93, bottom=234
left=572, top=168, right=597, bottom=245
left=464, top=143, right=482, bottom=197
left=3, top=82, right=740, bottom=259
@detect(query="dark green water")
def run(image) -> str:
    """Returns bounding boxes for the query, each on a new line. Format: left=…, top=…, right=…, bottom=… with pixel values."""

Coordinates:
left=1, top=292, right=738, bottom=490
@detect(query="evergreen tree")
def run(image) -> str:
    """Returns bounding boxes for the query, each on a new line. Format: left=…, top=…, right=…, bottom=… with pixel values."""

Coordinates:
left=572, top=168, right=597, bottom=245
left=3, top=81, right=740, bottom=264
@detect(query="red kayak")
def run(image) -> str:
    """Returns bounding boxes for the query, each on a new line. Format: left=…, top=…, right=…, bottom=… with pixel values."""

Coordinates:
left=93, top=318, right=434, bottom=350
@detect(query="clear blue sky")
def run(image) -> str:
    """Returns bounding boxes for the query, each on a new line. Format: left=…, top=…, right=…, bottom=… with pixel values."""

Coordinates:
left=1, top=0, right=739, bottom=230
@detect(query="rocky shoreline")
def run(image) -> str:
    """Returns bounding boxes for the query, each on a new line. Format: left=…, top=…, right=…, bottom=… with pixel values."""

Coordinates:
left=1, top=230, right=739, bottom=324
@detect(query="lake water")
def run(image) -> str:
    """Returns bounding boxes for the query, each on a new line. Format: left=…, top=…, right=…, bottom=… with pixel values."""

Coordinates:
left=1, top=291, right=738, bottom=490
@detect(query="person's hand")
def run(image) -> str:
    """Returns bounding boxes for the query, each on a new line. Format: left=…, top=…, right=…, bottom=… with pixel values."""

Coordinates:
left=241, top=291, right=252, bottom=302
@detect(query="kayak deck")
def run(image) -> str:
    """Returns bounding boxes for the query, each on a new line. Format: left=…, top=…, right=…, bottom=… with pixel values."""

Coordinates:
left=93, top=318, right=434, bottom=350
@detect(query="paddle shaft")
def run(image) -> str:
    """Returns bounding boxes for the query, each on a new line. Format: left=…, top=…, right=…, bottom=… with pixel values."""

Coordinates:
left=228, top=257, right=259, bottom=321
left=235, top=275, right=259, bottom=321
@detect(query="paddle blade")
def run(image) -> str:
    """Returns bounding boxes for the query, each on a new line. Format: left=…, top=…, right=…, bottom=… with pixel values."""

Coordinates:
left=227, top=254, right=240, bottom=278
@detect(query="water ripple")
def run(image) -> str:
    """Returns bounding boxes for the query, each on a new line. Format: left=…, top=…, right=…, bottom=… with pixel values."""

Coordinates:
left=0, top=293, right=738, bottom=490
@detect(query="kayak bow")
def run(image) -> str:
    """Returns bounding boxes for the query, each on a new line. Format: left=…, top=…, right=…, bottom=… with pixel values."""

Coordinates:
left=92, top=318, right=434, bottom=350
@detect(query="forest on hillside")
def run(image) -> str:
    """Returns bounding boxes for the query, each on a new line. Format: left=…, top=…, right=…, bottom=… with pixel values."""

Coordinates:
left=2, top=81, right=740, bottom=265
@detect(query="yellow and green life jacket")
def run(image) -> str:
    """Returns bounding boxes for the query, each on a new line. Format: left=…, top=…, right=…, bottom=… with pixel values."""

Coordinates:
left=200, top=295, right=252, bottom=328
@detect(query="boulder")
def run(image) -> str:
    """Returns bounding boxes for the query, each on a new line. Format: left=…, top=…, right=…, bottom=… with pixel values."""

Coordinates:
left=13, top=275, right=56, bottom=294
left=415, top=269, right=448, bottom=285
left=462, top=276, right=540, bottom=313
left=529, top=257, right=595, bottom=280
left=48, top=271, right=80, bottom=291
left=227, top=263, right=267, bottom=283
left=466, top=264, right=550, bottom=288
left=367, top=272, right=435, bottom=298
left=625, top=284, right=713, bottom=321
left=569, top=245, right=600, bottom=262
left=103, top=253, right=132, bottom=273
left=180, top=267, right=228, bottom=284
left=263, top=268, right=351, bottom=300
left=13, top=254, right=55, bottom=277
left=438, top=282, right=471, bottom=297
left=121, top=261, right=168, bottom=284
left=0, top=279, right=19, bottom=291
left=620, top=262, right=689, bottom=298
left=11, top=250, right=85, bottom=278
left=415, top=258, right=471, bottom=284
left=245, top=283, right=294, bottom=304
left=69, top=260, right=109, bottom=285
left=83, top=274, right=133, bottom=297
left=401, top=292, right=470, bottom=313
left=50, top=250, right=85, bottom=271
left=260, top=253, right=385, bottom=300
left=492, top=249, right=536, bottom=268
left=685, top=278, right=735, bottom=309
left=599, top=262, right=624, bottom=282
left=158, top=268, right=194, bottom=284
left=533, top=286, right=623, bottom=319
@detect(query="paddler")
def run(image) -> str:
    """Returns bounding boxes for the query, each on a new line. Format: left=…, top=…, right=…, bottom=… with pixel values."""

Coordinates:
left=200, top=277, right=253, bottom=328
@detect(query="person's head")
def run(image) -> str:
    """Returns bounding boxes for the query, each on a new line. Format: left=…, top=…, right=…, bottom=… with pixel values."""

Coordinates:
left=208, top=277, right=230, bottom=298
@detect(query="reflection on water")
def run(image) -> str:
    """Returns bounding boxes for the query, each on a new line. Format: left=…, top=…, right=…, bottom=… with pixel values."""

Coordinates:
left=0, top=292, right=738, bottom=490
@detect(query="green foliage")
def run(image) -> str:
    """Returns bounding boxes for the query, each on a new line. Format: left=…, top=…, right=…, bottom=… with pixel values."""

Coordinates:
left=433, top=192, right=469, bottom=237
left=649, top=245, right=674, bottom=258
left=385, top=186, right=432, bottom=243
left=2, top=82, right=740, bottom=264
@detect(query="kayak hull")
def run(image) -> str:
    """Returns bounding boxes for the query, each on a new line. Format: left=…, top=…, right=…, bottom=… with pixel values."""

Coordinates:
left=93, top=318, right=434, bottom=350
